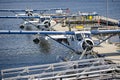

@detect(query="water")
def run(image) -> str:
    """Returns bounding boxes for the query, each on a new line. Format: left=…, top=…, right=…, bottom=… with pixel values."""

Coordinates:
left=0, top=0, right=120, bottom=70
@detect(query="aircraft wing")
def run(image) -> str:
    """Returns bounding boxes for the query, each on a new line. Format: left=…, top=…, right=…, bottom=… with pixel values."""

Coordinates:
left=0, top=15, right=74, bottom=19
left=0, top=9, right=28, bottom=12
left=0, top=30, right=119, bottom=35
left=0, top=16, right=40, bottom=19
left=91, top=29, right=120, bottom=35
left=0, top=30, right=75, bottom=35
left=0, top=8, right=68, bottom=12
left=51, top=15, right=73, bottom=18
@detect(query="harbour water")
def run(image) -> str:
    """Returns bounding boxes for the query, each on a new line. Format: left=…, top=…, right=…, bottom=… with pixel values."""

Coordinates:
left=0, top=0, right=120, bottom=71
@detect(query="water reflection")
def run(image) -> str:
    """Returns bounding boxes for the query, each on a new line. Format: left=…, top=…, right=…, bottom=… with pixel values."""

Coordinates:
left=38, top=39, right=51, bottom=53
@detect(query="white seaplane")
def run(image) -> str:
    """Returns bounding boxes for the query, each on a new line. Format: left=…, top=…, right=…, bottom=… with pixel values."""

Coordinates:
left=0, top=8, right=70, bottom=31
left=0, top=29, right=120, bottom=59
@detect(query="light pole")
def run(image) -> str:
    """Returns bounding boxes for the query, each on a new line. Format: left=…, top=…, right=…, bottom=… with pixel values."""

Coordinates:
left=106, top=0, right=108, bottom=28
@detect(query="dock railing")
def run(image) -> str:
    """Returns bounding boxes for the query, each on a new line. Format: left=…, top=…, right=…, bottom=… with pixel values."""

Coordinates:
left=1, top=58, right=120, bottom=80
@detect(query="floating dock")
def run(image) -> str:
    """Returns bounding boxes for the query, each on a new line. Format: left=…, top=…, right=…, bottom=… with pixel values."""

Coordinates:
left=1, top=58, right=120, bottom=80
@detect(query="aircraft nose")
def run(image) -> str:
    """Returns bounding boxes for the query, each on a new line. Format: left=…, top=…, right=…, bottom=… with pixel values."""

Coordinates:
left=82, top=39, right=94, bottom=51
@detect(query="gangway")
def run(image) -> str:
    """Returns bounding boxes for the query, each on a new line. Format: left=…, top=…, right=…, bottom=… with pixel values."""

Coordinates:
left=1, top=58, right=120, bottom=80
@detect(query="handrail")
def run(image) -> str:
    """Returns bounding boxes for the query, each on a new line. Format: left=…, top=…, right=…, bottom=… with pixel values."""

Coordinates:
left=1, top=58, right=120, bottom=80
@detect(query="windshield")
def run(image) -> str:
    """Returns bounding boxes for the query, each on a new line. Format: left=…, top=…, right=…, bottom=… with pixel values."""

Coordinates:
left=84, top=33, right=91, bottom=38
left=76, top=33, right=91, bottom=41
left=46, top=18, right=50, bottom=20
left=41, top=18, right=45, bottom=22
left=41, top=18, right=50, bottom=22
left=76, top=34, right=83, bottom=41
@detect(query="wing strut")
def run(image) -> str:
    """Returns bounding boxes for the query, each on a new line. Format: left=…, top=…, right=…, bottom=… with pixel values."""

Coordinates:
left=96, top=34, right=115, bottom=46
left=46, top=34, right=77, bottom=53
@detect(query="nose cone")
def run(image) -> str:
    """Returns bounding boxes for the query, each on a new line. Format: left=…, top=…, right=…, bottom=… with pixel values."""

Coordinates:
left=82, top=39, right=94, bottom=51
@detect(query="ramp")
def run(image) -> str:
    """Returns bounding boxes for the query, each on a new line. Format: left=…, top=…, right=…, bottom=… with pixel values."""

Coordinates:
left=1, top=58, right=120, bottom=80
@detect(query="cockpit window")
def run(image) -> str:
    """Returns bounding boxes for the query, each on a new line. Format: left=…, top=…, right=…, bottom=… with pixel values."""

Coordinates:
left=76, top=33, right=91, bottom=41
left=41, top=18, right=45, bottom=22
left=46, top=18, right=50, bottom=20
left=84, top=33, right=91, bottom=38
left=76, top=34, right=83, bottom=41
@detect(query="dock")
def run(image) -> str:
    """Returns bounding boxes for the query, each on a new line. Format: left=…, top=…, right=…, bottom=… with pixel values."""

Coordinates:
left=64, top=15, right=119, bottom=26
left=1, top=58, right=120, bottom=80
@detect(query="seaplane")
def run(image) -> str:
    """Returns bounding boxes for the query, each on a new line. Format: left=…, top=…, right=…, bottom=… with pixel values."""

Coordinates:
left=0, top=8, right=70, bottom=16
left=0, top=8, right=70, bottom=31
left=0, top=29, right=120, bottom=59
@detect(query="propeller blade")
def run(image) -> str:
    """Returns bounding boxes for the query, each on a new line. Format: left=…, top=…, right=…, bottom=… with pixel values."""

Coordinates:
left=79, top=47, right=88, bottom=59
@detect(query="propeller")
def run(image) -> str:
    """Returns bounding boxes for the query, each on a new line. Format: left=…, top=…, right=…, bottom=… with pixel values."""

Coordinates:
left=79, top=32, right=114, bottom=59
left=79, top=33, right=94, bottom=59
left=79, top=47, right=88, bottom=59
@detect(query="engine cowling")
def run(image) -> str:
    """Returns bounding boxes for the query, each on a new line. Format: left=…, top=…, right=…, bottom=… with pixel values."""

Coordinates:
left=44, top=21, right=51, bottom=28
left=82, top=38, right=94, bottom=52
left=73, top=38, right=94, bottom=54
